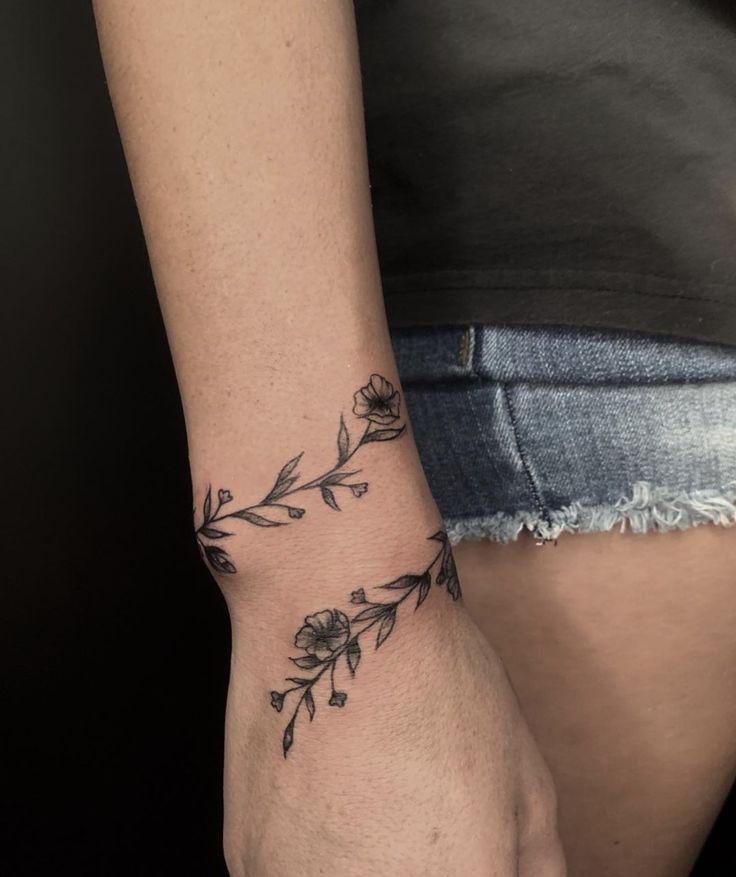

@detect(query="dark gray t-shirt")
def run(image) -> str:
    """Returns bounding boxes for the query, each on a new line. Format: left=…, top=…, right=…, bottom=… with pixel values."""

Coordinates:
left=355, top=0, right=736, bottom=345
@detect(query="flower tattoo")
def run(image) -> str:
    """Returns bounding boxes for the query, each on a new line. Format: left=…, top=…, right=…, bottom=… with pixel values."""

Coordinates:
left=352, top=373, right=401, bottom=425
left=270, top=530, right=460, bottom=757
left=195, top=375, right=405, bottom=575
left=294, top=610, right=350, bottom=660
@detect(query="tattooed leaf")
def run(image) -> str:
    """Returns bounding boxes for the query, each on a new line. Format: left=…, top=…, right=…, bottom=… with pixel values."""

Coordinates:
left=282, top=718, right=295, bottom=758
left=304, top=689, right=316, bottom=721
left=346, top=640, right=361, bottom=675
left=290, top=655, right=322, bottom=669
left=447, top=576, right=462, bottom=601
left=441, top=549, right=458, bottom=589
left=277, top=452, right=303, bottom=483
left=285, top=677, right=313, bottom=686
left=361, top=425, right=405, bottom=444
left=287, top=507, right=305, bottom=519
left=203, top=545, right=236, bottom=574
left=436, top=544, right=459, bottom=584
left=352, top=604, right=390, bottom=623
left=266, top=476, right=298, bottom=501
left=428, top=530, right=448, bottom=543
left=381, top=574, right=423, bottom=590
left=376, top=608, right=397, bottom=649
left=321, top=487, right=340, bottom=511
left=337, top=414, right=350, bottom=463
left=199, top=527, right=230, bottom=539
left=231, top=509, right=284, bottom=527
left=203, top=486, right=212, bottom=522
left=264, top=453, right=303, bottom=501
left=416, top=575, right=432, bottom=608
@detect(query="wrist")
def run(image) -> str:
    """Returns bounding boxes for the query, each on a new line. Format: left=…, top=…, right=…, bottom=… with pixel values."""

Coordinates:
left=192, top=371, right=435, bottom=586
left=226, top=522, right=463, bottom=758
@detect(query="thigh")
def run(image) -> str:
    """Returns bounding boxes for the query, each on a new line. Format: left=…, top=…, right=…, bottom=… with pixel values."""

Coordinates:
left=391, top=323, right=736, bottom=875
left=456, top=527, right=736, bottom=877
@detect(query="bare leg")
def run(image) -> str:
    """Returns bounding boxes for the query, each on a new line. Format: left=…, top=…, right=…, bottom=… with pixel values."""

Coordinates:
left=455, top=525, right=736, bottom=877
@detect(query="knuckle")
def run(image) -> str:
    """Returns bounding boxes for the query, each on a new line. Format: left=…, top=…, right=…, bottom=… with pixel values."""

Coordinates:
left=516, top=761, right=567, bottom=876
left=519, top=758, right=561, bottom=841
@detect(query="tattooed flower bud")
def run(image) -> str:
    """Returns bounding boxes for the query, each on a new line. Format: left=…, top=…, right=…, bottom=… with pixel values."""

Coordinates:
left=218, top=489, right=233, bottom=504
left=350, top=483, right=369, bottom=497
left=294, top=609, right=350, bottom=660
left=352, top=374, right=401, bottom=425
left=329, top=691, right=348, bottom=708
left=270, top=691, right=285, bottom=712
left=350, top=588, right=367, bottom=604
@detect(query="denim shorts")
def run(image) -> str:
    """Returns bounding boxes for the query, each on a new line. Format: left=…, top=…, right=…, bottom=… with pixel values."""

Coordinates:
left=390, top=325, right=736, bottom=543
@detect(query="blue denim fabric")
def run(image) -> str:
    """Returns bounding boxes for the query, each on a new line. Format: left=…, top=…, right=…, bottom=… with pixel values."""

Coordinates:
left=390, top=325, right=736, bottom=543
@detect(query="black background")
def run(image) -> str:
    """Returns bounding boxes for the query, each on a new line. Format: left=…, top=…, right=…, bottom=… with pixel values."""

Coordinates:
left=0, top=3, right=732, bottom=875
left=1, top=3, right=229, bottom=875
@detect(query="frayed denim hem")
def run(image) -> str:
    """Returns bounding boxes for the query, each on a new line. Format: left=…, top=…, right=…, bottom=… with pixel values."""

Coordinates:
left=445, top=481, right=736, bottom=545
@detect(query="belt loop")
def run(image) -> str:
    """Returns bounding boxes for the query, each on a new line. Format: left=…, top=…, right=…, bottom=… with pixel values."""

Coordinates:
left=457, top=325, right=477, bottom=378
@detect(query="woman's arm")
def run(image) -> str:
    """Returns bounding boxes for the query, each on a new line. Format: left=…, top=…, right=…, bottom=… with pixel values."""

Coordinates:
left=92, top=3, right=550, bottom=873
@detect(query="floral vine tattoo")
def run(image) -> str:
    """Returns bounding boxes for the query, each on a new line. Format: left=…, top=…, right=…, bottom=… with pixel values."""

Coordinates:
left=270, top=530, right=460, bottom=757
left=195, top=375, right=405, bottom=575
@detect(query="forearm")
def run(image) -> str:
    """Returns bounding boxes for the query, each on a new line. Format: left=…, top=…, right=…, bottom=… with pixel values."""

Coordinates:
left=92, top=0, right=394, bottom=480
left=91, top=0, right=436, bottom=569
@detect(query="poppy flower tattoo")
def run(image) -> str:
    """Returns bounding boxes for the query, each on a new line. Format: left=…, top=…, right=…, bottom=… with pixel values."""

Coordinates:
left=270, top=530, right=461, bottom=757
left=352, top=373, right=401, bottom=425
left=295, top=610, right=350, bottom=661
left=195, top=375, right=405, bottom=575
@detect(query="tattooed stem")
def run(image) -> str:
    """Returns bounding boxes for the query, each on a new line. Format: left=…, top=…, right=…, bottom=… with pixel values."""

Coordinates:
left=271, top=533, right=458, bottom=757
left=208, top=500, right=304, bottom=525
left=289, top=422, right=371, bottom=494
left=196, top=375, right=405, bottom=575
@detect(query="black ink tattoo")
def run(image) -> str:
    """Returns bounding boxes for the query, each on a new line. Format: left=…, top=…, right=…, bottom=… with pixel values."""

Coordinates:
left=195, top=375, right=405, bottom=575
left=270, top=530, right=460, bottom=757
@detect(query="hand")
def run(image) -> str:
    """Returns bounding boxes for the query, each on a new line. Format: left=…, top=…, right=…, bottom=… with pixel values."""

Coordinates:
left=220, top=551, right=564, bottom=877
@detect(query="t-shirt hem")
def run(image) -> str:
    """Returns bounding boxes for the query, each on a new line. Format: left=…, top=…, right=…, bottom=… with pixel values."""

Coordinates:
left=382, top=268, right=736, bottom=347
